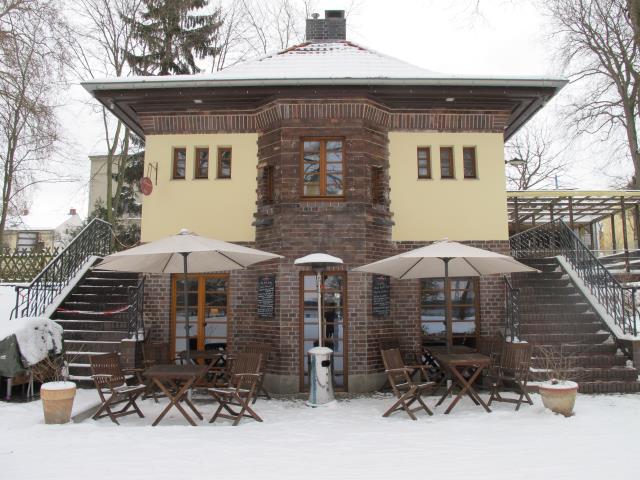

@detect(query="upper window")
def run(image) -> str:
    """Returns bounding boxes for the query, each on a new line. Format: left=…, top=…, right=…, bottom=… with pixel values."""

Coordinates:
left=195, top=147, right=209, bottom=179
left=302, top=139, right=344, bottom=197
left=463, top=147, right=477, bottom=179
left=440, top=147, right=454, bottom=179
left=217, top=147, right=232, bottom=179
left=173, top=148, right=186, bottom=180
left=417, top=147, right=431, bottom=179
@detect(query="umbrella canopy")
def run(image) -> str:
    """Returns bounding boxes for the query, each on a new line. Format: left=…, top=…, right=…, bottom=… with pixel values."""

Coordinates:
left=353, top=240, right=537, bottom=279
left=96, top=229, right=283, bottom=273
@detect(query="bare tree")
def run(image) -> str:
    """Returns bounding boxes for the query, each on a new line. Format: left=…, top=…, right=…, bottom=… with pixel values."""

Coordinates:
left=0, top=0, right=71, bottom=246
left=547, top=0, right=640, bottom=188
left=70, top=0, right=143, bottom=232
left=505, top=120, right=571, bottom=190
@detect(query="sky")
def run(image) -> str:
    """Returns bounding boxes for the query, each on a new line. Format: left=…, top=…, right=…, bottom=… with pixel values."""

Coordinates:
left=31, top=0, right=624, bottom=220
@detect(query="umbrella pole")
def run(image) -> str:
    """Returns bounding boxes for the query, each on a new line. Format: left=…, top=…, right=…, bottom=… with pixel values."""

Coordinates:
left=443, top=258, right=452, bottom=354
left=181, top=252, right=190, bottom=364
left=316, top=269, right=323, bottom=348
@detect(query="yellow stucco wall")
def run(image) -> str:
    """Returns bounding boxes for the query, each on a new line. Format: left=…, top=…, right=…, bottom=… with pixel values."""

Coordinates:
left=389, top=132, right=508, bottom=241
left=141, top=134, right=258, bottom=242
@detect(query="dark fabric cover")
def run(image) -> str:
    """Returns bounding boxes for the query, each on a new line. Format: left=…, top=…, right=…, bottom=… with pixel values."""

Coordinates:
left=0, top=334, right=25, bottom=377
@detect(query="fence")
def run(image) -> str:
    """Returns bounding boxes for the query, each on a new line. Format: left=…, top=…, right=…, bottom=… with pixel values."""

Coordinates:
left=0, top=247, right=61, bottom=283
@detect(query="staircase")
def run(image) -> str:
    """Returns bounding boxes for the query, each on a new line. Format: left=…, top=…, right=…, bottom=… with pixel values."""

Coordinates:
left=50, top=269, right=140, bottom=381
left=512, top=257, right=640, bottom=394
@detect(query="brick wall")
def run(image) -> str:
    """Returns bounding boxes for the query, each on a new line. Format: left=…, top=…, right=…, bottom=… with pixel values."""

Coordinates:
left=143, top=273, right=171, bottom=343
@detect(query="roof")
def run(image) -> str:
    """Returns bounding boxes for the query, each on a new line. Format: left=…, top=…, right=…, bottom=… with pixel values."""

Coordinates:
left=6, top=212, right=82, bottom=232
left=507, top=190, right=640, bottom=227
left=82, top=40, right=566, bottom=92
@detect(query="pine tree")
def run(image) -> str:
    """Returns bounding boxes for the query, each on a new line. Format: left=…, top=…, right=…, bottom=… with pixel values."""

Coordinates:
left=124, top=0, right=221, bottom=75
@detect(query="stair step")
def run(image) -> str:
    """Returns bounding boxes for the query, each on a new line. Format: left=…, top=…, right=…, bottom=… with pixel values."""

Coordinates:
left=577, top=381, right=640, bottom=393
left=67, top=293, right=130, bottom=303
left=520, top=322, right=604, bottom=334
left=519, top=303, right=591, bottom=314
left=53, top=308, right=129, bottom=320
left=530, top=367, right=638, bottom=383
left=59, top=301, right=133, bottom=312
left=90, top=270, right=139, bottom=279
left=519, top=312, right=600, bottom=323
left=531, top=355, right=626, bottom=368
left=54, top=319, right=127, bottom=331
left=64, top=339, right=121, bottom=353
left=532, top=343, right=618, bottom=355
left=521, top=332, right=611, bottom=344
left=82, top=277, right=138, bottom=287
left=74, top=285, right=132, bottom=295
left=63, top=330, right=128, bottom=341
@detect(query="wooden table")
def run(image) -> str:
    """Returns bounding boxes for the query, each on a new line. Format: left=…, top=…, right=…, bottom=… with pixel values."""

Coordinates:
left=144, top=364, right=209, bottom=426
left=431, top=352, right=492, bottom=414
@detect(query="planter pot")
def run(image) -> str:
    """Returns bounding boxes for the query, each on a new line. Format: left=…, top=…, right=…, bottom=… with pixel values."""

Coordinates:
left=539, top=380, right=578, bottom=417
left=41, top=381, right=76, bottom=424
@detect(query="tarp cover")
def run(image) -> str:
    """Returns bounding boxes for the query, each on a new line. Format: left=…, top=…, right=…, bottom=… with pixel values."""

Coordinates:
left=0, top=334, right=24, bottom=377
left=0, top=318, right=63, bottom=377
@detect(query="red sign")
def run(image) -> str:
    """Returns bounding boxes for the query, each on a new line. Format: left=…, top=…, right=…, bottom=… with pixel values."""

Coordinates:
left=140, top=177, right=153, bottom=196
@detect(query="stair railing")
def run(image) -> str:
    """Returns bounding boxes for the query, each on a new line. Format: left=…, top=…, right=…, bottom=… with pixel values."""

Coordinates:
left=504, top=275, right=520, bottom=341
left=510, top=219, right=638, bottom=336
left=126, top=276, right=145, bottom=341
left=11, top=218, right=113, bottom=319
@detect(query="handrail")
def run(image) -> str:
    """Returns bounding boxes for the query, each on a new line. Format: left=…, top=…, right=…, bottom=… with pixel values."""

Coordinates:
left=11, top=218, right=112, bottom=319
left=126, top=276, right=145, bottom=341
left=504, top=275, right=520, bottom=341
left=510, top=220, right=638, bottom=337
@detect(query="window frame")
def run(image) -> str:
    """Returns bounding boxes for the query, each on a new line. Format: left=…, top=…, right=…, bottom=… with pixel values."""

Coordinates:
left=300, top=137, right=345, bottom=199
left=463, top=146, right=478, bottom=179
left=194, top=147, right=209, bottom=179
left=217, top=147, right=232, bottom=179
left=417, top=147, right=432, bottom=179
left=439, top=146, right=455, bottom=179
left=172, top=147, right=187, bottom=180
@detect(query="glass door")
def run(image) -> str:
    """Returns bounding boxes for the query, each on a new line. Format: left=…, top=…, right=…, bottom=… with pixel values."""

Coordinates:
left=171, top=274, right=229, bottom=358
left=300, top=272, right=347, bottom=391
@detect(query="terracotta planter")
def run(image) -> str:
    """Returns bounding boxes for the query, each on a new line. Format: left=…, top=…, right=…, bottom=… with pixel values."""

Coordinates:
left=539, top=380, right=578, bottom=417
left=41, top=381, right=76, bottom=424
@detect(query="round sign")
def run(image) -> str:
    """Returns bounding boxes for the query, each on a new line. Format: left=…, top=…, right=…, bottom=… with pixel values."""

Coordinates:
left=140, top=176, right=153, bottom=196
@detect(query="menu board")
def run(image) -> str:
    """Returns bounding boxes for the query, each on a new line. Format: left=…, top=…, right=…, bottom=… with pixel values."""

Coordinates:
left=372, top=274, right=390, bottom=317
left=257, top=275, right=276, bottom=318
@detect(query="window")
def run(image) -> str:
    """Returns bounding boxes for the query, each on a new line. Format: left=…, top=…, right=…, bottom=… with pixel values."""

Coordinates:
left=420, top=278, right=478, bottom=346
left=217, top=147, right=232, bottom=179
left=440, top=147, right=454, bottom=179
left=463, top=147, right=477, bottom=179
left=263, top=166, right=274, bottom=203
left=371, top=166, right=385, bottom=205
left=302, top=139, right=344, bottom=197
left=417, top=147, right=431, bottom=179
left=172, top=148, right=186, bottom=179
left=195, top=147, right=209, bottom=179
left=171, top=274, right=229, bottom=358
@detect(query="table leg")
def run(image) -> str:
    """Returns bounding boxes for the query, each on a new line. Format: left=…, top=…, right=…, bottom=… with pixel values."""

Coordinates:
left=444, top=366, right=491, bottom=414
left=151, top=378, right=200, bottom=426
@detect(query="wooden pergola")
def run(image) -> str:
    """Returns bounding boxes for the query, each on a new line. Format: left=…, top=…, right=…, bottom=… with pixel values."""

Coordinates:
left=507, top=190, right=640, bottom=257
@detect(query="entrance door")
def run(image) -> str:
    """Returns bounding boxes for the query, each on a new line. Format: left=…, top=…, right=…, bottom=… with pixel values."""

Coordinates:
left=300, top=272, right=347, bottom=391
left=171, top=274, right=229, bottom=358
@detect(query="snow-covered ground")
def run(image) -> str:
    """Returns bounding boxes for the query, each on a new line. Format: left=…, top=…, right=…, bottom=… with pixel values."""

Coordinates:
left=1, top=390, right=638, bottom=480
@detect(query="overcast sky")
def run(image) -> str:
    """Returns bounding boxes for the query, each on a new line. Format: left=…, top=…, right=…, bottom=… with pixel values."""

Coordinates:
left=33, top=0, right=622, bottom=221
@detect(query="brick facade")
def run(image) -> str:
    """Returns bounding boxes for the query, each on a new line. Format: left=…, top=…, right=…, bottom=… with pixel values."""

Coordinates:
left=140, top=96, right=511, bottom=394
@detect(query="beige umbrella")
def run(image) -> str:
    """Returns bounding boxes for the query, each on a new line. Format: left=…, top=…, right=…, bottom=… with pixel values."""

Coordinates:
left=97, top=229, right=283, bottom=361
left=353, top=240, right=537, bottom=351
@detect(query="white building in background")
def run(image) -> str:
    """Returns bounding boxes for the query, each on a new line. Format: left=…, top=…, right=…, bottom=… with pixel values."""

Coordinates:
left=3, top=208, right=84, bottom=251
left=88, top=154, right=142, bottom=223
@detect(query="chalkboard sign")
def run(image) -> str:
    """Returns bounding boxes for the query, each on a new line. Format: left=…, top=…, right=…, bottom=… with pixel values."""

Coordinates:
left=372, top=275, right=390, bottom=317
left=257, top=275, right=276, bottom=318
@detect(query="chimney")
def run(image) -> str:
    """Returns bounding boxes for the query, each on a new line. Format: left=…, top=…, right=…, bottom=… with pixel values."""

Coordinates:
left=69, top=208, right=77, bottom=216
left=21, top=208, right=29, bottom=216
left=305, top=10, right=346, bottom=42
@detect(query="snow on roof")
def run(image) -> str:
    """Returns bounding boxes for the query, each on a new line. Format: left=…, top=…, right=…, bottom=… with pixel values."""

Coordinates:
left=83, top=41, right=566, bottom=91
left=6, top=211, right=82, bottom=231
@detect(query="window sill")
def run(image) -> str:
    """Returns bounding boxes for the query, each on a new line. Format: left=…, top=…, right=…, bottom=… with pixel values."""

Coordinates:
left=300, top=196, right=345, bottom=201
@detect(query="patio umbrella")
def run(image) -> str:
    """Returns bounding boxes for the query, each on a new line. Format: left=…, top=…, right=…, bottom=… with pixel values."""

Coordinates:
left=353, top=240, right=537, bottom=352
left=96, top=229, right=283, bottom=361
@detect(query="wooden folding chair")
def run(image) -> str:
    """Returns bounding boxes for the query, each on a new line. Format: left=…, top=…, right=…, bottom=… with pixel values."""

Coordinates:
left=381, top=348, right=436, bottom=420
left=90, top=352, right=146, bottom=425
left=487, top=341, right=534, bottom=410
left=244, top=343, right=271, bottom=403
left=208, top=352, right=263, bottom=426
left=141, top=342, right=172, bottom=402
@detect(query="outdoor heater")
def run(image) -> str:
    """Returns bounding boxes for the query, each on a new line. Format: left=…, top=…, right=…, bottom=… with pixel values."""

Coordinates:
left=294, top=253, right=343, bottom=407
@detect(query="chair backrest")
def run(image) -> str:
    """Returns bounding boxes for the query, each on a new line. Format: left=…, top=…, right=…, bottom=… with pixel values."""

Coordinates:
left=230, top=351, right=263, bottom=389
left=89, top=352, right=126, bottom=388
left=381, top=348, right=412, bottom=395
left=142, top=342, right=171, bottom=368
left=501, top=341, right=533, bottom=373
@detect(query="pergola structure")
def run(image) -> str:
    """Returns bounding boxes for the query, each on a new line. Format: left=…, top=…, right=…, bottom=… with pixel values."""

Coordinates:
left=507, top=190, right=640, bottom=257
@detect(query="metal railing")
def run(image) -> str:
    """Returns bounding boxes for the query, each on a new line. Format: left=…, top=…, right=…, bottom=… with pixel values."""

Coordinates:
left=504, top=275, right=520, bottom=341
left=510, top=220, right=638, bottom=337
left=11, top=218, right=112, bottom=319
left=126, top=276, right=145, bottom=341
